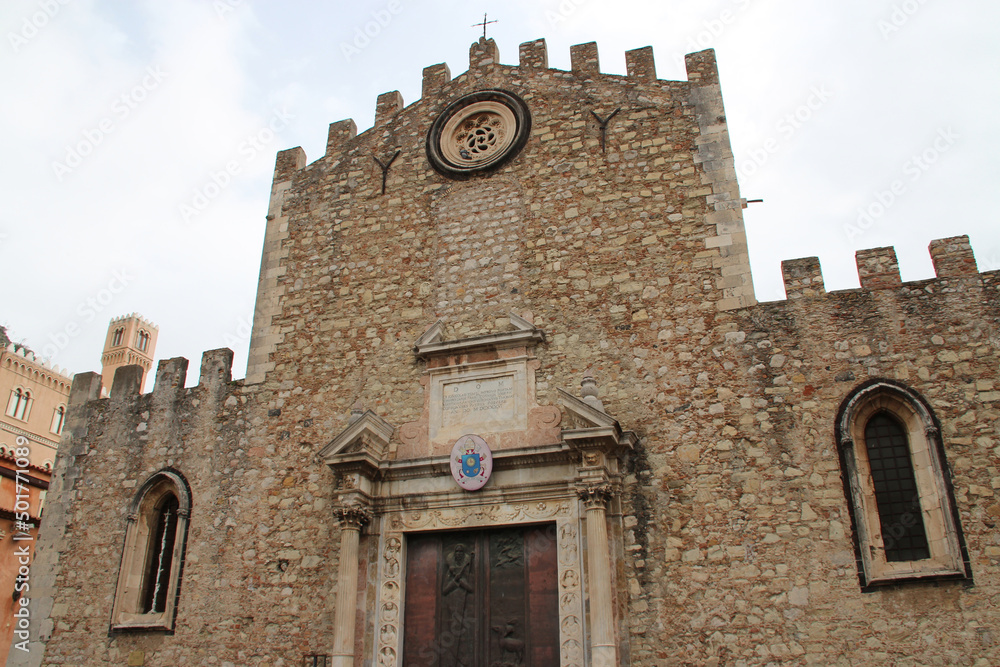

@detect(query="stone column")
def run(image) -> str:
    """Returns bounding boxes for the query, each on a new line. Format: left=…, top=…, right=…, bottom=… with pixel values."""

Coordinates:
left=331, top=507, right=371, bottom=667
left=580, top=485, right=616, bottom=667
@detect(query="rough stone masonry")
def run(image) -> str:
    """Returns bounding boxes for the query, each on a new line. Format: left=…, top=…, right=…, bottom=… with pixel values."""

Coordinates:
left=20, top=37, right=999, bottom=667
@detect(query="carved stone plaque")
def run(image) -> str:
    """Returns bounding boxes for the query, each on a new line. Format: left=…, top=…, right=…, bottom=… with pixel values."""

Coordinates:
left=442, top=376, right=515, bottom=427
left=428, top=362, right=529, bottom=446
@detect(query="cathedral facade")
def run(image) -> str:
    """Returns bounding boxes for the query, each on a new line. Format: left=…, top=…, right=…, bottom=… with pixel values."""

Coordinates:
left=21, top=38, right=999, bottom=666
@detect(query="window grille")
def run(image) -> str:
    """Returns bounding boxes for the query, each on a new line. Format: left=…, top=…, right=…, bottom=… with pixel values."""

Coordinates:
left=864, top=413, right=931, bottom=561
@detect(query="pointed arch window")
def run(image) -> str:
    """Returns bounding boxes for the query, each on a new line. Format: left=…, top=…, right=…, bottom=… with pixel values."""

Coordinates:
left=137, top=330, right=150, bottom=353
left=836, top=380, right=971, bottom=588
left=111, top=470, right=190, bottom=631
left=112, top=327, right=124, bottom=347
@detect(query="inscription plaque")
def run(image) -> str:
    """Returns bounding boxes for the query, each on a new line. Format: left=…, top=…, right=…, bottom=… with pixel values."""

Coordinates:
left=442, top=375, right=515, bottom=427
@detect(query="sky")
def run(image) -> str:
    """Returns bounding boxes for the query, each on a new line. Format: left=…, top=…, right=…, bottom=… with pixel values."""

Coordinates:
left=2, top=0, right=998, bottom=386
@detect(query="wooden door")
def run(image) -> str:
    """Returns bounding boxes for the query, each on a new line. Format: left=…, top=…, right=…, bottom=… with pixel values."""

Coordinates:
left=402, top=525, right=559, bottom=667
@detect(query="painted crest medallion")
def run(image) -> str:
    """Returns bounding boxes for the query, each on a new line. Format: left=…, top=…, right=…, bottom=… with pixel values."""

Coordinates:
left=450, top=434, right=493, bottom=491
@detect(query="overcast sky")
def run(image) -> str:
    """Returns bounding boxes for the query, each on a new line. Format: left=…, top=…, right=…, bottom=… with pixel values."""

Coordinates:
left=2, top=0, right=997, bottom=386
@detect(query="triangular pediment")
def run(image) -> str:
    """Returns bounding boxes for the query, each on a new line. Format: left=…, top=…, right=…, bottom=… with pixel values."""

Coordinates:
left=557, top=389, right=618, bottom=430
left=413, top=312, right=545, bottom=359
left=319, top=410, right=395, bottom=466
left=557, top=388, right=636, bottom=451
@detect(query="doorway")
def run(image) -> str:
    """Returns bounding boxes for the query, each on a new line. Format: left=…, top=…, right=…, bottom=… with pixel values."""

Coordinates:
left=402, top=525, right=559, bottom=667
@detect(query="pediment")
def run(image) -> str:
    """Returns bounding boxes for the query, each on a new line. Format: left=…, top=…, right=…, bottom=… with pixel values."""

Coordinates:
left=319, top=410, right=395, bottom=466
left=557, top=388, right=635, bottom=450
left=557, top=389, right=617, bottom=429
left=413, top=312, right=545, bottom=360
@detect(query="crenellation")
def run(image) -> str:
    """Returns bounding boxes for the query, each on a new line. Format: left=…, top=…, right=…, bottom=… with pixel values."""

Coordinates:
left=153, top=357, right=189, bottom=399
left=109, top=364, right=143, bottom=400
left=421, top=62, right=451, bottom=98
left=930, top=234, right=979, bottom=277
left=68, top=371, right=102, bottom=407
left=570, top=41, right=600, bottom=75
left=374, top=91, right=404, bottom=126
left=274, top=145, right=306, bottom=182
left=685, top=48, right=720, bottom=86
left=781, top=256, right=826, bottom=298
left=625, top=45, right=656, bottom=80
left=326, top=119, right=358, bottom=157
left=469, top=36, right=500, bottom=70
left=518, top=38, right=548, bottom=69
left=198, top=348, right=234, bottom=390
left=856, top=246, right=902, bottom=290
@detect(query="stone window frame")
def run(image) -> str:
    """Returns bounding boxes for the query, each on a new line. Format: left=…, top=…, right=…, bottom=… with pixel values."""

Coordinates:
left=836, top=379, right=972, bottom=589
left=110, top=469, right=191, bottom=633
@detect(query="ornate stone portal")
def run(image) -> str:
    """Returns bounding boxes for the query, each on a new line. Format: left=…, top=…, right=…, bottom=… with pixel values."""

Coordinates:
left=319, top=314, right=636, bottom=666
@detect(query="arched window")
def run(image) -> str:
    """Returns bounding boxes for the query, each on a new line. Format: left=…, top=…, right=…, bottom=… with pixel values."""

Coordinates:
left=112, top=327, right=124, bottom=346
left=51, top=405, right=66, bottom=435
left=6, top=388, right=31, bottom=421
left=111, top=470, right=190, bottom=631
left=836, top=380, right=971, bottom=588
left=137, top=330, right=150, bottom=352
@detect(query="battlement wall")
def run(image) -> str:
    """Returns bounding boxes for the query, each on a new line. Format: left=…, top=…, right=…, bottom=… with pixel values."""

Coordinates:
left=779, top=234, right=992, bottom=299
left=247, top=38, right=754, bottom=389
left=27, top=347, right=344, bottom=663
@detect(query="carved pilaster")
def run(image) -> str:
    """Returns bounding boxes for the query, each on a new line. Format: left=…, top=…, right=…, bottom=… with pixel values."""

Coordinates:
left=332, top=505, right=371, bottom=667
left=579, top=484, right=617, bottom=666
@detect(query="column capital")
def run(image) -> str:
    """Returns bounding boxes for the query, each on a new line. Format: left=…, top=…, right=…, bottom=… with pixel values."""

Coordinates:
left=578, top=484, right=615, bottom=509
left=335, top=505, right=372, bottom=529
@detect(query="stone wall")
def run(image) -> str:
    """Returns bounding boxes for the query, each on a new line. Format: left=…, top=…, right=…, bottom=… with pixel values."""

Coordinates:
left=22, top=38, right=999, bottom=667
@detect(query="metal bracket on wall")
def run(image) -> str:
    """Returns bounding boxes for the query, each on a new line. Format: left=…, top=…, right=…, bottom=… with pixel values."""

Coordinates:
left=373, top=150, right=401, bottom=195
left=589, top=108, right=621, bottom=153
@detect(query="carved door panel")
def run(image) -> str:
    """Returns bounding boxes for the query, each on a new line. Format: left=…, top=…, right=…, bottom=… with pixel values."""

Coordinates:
left=402, top=525, right=558, bottom=667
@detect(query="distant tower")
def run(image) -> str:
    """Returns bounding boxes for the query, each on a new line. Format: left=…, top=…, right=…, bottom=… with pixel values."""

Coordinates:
left=100, top=314, right=158, bottom=395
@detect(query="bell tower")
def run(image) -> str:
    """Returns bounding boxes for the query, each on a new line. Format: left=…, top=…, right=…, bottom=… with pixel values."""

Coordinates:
left=100, top=313, right=158, bottom=394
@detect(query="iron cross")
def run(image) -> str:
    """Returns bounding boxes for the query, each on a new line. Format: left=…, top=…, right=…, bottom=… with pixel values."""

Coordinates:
left=472, top=13, right=497, bottom=39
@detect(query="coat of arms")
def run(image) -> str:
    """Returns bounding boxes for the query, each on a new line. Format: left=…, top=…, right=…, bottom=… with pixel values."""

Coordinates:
left=450, top=434, right=493, bottom=491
